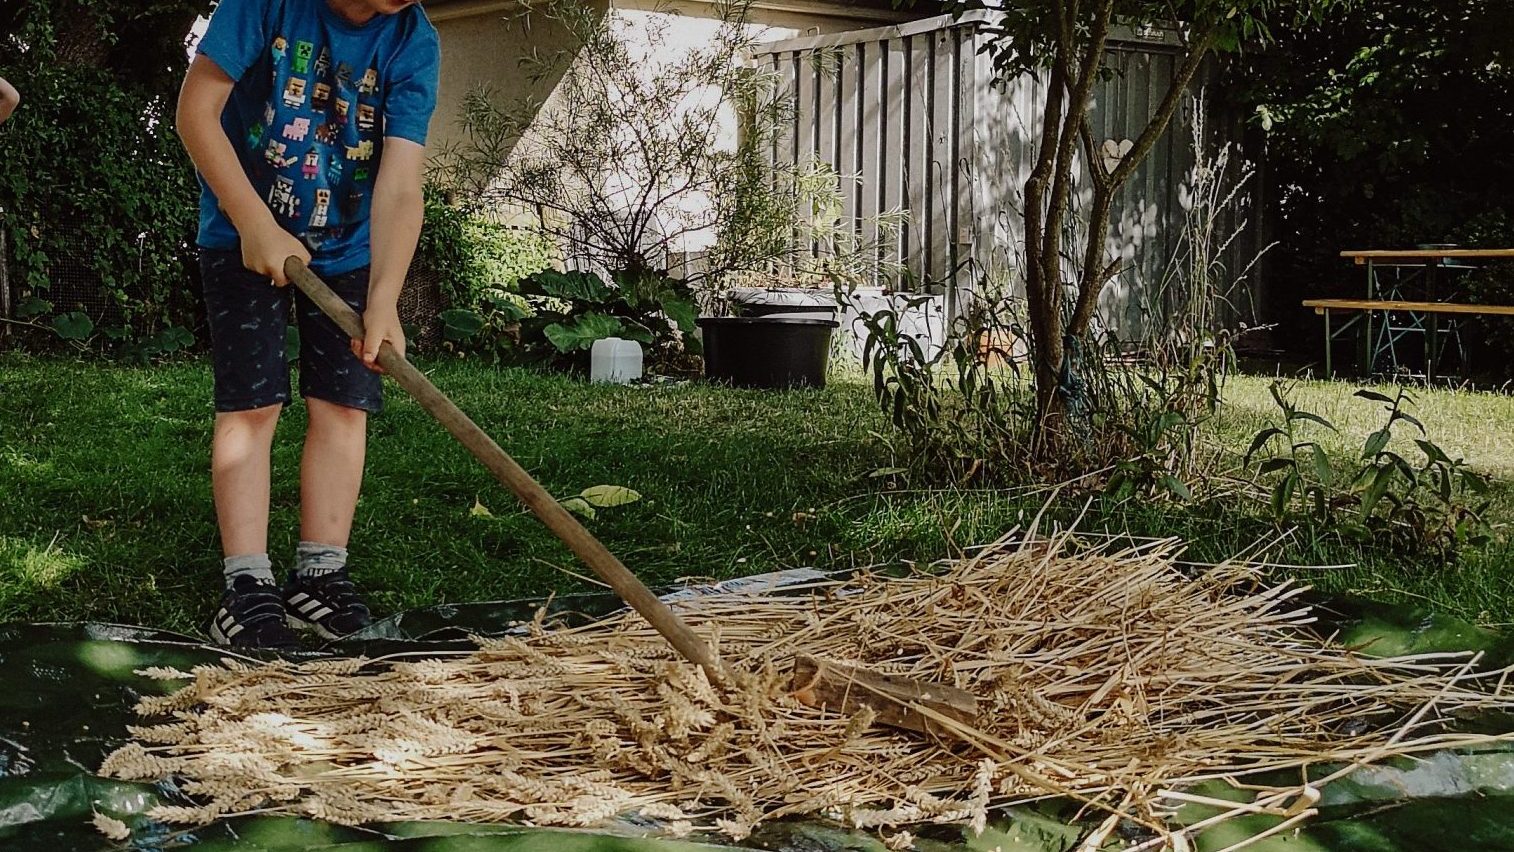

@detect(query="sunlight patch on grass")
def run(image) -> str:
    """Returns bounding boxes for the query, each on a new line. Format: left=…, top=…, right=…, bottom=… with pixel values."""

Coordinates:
left=0, top=535, right=85, bottom=591
left=1218, top=377, right=1514, bottom=477
left=0, top=446, right=53, bottom=474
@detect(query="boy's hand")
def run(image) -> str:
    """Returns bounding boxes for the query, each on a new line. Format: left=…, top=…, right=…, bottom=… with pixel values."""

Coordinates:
left=354, top=304, right=405, bottom=373
left=242, top=219, right=311, bottom=286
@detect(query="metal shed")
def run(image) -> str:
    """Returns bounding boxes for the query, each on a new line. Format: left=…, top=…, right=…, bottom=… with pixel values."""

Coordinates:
left=751, top=11, right=1254, bottom=342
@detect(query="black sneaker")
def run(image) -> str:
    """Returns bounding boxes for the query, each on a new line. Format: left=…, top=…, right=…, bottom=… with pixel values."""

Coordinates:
left=209, top=575, right=302, bottom=650
left=283, top=569, right=372, bottom=640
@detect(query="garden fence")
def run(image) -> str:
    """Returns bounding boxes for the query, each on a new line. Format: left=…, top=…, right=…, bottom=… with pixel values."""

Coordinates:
left=750, top=11, right=1268, bottom=341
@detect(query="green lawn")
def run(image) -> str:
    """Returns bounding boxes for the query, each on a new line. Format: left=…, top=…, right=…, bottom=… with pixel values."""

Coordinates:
left=1, top=353, right=1511, bottom=635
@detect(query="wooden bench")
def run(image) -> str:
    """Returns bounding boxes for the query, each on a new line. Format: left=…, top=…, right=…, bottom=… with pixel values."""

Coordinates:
left=1303, top=298, right=1514, bottom=378
left=1305, top=298, right=1514, bottom=317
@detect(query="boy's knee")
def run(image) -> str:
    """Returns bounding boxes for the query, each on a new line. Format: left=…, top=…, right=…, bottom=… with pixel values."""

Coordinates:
left=307, top=396, right=369, bottom=426
left=217, top=403, right=283, bottom=427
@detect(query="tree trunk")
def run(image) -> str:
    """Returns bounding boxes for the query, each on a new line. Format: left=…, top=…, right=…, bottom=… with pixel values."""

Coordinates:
left=1022, top=14, right=1221, bottom=460
left=1023, top=42, right=1069, bottom=443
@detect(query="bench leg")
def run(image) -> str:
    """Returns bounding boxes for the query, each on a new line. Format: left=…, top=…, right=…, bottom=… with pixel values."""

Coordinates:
left=1324, top=310, right=1333, bottom=378
left=1428, top=312, right=1439, bottom=383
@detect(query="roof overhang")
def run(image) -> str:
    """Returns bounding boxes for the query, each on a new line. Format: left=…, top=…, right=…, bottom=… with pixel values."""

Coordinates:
left=425, top=0, right=934, bottom=25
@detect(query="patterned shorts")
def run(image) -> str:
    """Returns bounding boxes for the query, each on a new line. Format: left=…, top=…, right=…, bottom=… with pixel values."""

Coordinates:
left=200, top=249, right=383, bottom=414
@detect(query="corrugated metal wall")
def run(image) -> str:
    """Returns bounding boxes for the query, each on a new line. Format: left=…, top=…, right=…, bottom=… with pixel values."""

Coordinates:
left=752, top=13, right=1234, bottom=341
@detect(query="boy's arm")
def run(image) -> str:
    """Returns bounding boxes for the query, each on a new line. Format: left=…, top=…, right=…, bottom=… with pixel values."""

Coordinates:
left=0, top=77, right=19, bottom=124
left=355, top=137, right=425, bottom=370
left=176, top=55, right=309, bottom=284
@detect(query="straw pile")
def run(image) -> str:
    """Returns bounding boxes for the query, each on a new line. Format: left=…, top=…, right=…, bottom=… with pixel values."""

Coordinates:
left=102, top=532, right=1514, bottom=849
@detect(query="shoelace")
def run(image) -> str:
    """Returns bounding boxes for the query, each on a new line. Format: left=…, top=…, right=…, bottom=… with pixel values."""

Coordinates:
left=231, top=588, right=286, bottom=623
left=309, top=574, right=369, bottom=615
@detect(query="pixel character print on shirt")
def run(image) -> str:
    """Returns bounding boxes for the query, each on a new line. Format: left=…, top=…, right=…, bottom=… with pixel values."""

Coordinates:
left=192, top=0, right=440, bottom=276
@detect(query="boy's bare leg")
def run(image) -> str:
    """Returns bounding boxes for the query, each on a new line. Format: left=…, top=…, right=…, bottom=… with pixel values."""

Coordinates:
left=299, top=397, right=368, bottom=547
left=212, top=404, right=283, bottom=557
left=286, top=397, right=373, bottom=639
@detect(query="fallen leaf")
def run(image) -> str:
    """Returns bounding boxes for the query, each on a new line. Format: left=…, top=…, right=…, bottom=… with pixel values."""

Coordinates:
left=470, top=497, right=493, bottom=519
left=579, top=485, right=642, bottom=508
left=560, top=496, right=597, bottom=520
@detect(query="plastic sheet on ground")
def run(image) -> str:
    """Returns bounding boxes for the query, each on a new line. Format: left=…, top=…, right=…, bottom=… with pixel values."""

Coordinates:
left=4, top=580, right=1514, bottom=851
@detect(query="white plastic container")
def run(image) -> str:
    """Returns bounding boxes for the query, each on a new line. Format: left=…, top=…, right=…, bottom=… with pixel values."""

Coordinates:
left=589, top=337, right=643, bottom=384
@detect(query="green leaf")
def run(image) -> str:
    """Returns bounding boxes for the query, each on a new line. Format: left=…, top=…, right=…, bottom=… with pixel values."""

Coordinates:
left=542, top=313, right=627, bottom=352
left=51, top=312, right=93, bottom=341
left=1245, top=427, right=1284, bottom=463
left=17, top=296, right=51, bottom=319
left=660, top=294, right=699, bottom=336
left=1288, top=410, right=1336, bottom=431
left=440, top=308, right=485, bottom=341
left=1311, top=444, right=1333, bottom=485
left=1396, top=410, right=1425, bottom=434
left=1259, top=458, right=1294, bottom=475
left=1158, top=474, right=1193, bottom=502
left=1464, top=472, right=1491, bottom=496
left=1270, top=477, right=1291, bottom=519
left=1155, top=411, right=1186, bottom=434
left=1362, top=428, right=1391, bottom=460
left=1267, top=380, right=1290, bottom=410
left=559, top=496, right=596, bottom=520
left=1308, top=485, right=1326, bottom=519
left=482, top=291, right=533, bottom=322
left=1414, top=439, right=1451, bottom=466
left=1354, top=389, right=1395, bottom=405
left=155, top=326, right=194, bottom=352
left=611, top=268, right=665, bottom=307
left=1391, top=454, right=1417, bottom=483
left=523, top=270, right=613, bottom=304
left=578, top=485, right=642, bottom=508
left=616, top=319, right=656, bottom=345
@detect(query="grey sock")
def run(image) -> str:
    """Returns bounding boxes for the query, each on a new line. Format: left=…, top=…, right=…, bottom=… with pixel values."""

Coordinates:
left=224, top=553, right=275, bottom=587
left=296, top=540, right=349, bottom=578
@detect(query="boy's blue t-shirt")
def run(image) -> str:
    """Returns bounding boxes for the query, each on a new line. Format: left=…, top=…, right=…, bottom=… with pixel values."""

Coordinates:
left=195, top=0, right=440, bottom=275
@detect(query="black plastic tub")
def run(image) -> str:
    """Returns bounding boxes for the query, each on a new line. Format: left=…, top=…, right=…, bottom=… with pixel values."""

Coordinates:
left=697, top=316, right=838, bottom=389
left=728, top=288, right=839, bottom=321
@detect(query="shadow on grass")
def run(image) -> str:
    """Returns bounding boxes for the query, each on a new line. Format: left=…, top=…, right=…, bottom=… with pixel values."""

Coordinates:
left=1, top=355, right=1512, bottom=634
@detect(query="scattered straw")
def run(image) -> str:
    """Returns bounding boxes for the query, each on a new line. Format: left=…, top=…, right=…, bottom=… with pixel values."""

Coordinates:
left=103, top=531, right=1514, bottom=848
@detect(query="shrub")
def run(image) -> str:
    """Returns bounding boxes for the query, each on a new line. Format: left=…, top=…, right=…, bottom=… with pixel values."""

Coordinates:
left=417, top=188, right=556, bottom=359
left=417, top=188, right=556, bottom=308
left=0, top=0, right=203, bottom=357
left=440, top=267, right=699, bottom=374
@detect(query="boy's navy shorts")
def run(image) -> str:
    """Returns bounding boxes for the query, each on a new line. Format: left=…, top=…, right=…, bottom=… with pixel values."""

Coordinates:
left=200, top=249, right=383, bottom=414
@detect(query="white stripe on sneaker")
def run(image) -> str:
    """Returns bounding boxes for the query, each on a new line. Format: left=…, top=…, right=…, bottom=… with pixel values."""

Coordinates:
left=225, top=623, right=245, bottom=638
left=307, top=606, right=334, bottom=622
left=289, top=592, right=311, bottom=606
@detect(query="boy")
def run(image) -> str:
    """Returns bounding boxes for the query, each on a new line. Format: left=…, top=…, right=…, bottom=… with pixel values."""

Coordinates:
left=176, top=0, right=439, bottom=648
left=0, top=76, right=18, bottom=124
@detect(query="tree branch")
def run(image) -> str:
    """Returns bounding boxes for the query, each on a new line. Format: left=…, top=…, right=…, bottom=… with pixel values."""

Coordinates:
left=1068, top=21, right=1221, bottom=337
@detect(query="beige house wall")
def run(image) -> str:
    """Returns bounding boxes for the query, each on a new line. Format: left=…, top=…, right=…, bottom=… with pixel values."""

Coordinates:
left=424, top=0, right=920, bottom=155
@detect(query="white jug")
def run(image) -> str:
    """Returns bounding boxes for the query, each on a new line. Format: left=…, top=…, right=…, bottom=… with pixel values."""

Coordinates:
left=589, top=337, right=643, bottom=384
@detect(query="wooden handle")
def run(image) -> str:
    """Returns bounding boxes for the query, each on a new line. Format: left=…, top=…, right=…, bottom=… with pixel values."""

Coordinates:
left=285, top=257, right=725, bottom=684
left=790, top=654, right=979, bottom=738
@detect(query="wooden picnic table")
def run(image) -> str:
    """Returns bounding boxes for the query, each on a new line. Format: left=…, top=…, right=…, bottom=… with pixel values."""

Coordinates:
left=1342, top=249, right=1514, bottom=264
left=1310, top=249, right=1514, bottom=379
